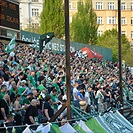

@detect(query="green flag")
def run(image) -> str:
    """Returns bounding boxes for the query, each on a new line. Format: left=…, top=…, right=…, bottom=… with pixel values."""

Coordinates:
left=5, top=36, right=16, bottom=53
left=50, top=124, right=62, bottom=133
left=74, top=124, right=86, bottom=133
left=85, top=117, right=107, bottom=133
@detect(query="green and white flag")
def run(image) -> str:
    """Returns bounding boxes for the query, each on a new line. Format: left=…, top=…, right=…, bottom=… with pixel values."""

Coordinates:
left=85, top=117, right=107, bottom=133
left=60, top=123, right=77, bottom=133
left=95, top=111, right=133, bottom=133
left=36, top=124, right=61, bottom=133
left=75, top=120, right=93, bottom=133
left=5, top=36, right=16, bottom=53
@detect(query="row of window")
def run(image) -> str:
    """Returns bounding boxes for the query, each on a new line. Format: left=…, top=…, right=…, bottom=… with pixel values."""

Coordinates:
left=23, top=3, right=133, bottom=17
left=20, top=8, right=40, bottom=17
left=32, top=9, right=39, bottom=17
left=98, top=31, right=133, bottom=39
left=96, top=2, right=133, bottom=10
left=97, top=17, right=133, bottom=25
left=69, top=2, right=133, bottom=10
left=20, top=22, right=39, bottom=29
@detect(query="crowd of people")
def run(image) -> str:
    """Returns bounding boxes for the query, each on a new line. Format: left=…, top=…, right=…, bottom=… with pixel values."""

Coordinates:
left=0, top=42, right=133, bottom=132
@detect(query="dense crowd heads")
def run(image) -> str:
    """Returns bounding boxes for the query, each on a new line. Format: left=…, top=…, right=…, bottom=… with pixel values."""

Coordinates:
left=0, top=43, right=133, bottom=128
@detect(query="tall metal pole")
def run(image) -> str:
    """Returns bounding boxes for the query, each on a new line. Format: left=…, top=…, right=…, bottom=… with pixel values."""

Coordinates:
left=118, top=0, right=123, bottom=112
left=64, top=0, right=71, bottom=120
left=28, top=0, right=31, bottom=30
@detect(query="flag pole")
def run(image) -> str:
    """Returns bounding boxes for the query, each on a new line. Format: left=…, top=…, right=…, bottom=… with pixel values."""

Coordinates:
left=64, top=0, right=71, bottom=121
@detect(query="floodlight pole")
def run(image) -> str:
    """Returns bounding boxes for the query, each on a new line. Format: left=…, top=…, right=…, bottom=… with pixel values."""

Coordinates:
left=64, top=0, right=71, bottom=120
left=118, top=0, right=123, bottom=112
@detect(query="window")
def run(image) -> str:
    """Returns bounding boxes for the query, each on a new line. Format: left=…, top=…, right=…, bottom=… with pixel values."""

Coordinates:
left=32, top=23, right=39, bottom=28
left=131, top=17, right=133, bottom=24
left=131, top=31, right=133, bottom=39
left=107, top=17, right=116, bottom=24
left=121, top=17, right=126, bottom=24
left=69, top=2, right=72, bottom=9
left=131, top=3, right=133, bottom=10
left=97, top=31, right=103, bottom=36
left=108, top=3, right=115, bottom=10
left=97, top=17, right=103, bottom=24
left=96, top=2, right=103, bottom=10
left=32, top=9, right=39, bottom=17
left=122, top=31, right=126, bottom=36
left=121, top=3, right=126, bottom=10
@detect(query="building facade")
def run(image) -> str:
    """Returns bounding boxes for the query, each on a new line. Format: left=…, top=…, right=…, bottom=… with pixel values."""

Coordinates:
left=19, top=0, right=133, bottom=43
left=69, top=0, right=133, bottom=42
left=19, top=0, right=43, bottom=30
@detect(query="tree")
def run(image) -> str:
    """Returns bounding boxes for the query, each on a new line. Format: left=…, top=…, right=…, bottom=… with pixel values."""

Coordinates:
left=24, top=25, right=40, bottom=34
left=22, top=17, right=40, bottom=34
left=40, top=0, right=65, bottom=38
left=70, top=0, right=98, bottom=45
left=96, top=28, right=133, bottom=65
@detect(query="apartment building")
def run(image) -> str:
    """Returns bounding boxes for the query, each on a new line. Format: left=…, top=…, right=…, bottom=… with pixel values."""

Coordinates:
left=19, top=0, right=133, bottom=42
left=69, top=0, right=133, bottom=42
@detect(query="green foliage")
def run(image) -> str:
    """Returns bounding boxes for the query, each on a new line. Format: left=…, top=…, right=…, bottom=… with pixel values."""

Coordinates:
left=122, top=43, right=133, bottom=66
left=96, top=28, right=132, bottom=65
left=24, top=25, right=40, bottom=34
left=40, top=0, right=65, bottom=38
left=70, top=0, right=98, bottom=45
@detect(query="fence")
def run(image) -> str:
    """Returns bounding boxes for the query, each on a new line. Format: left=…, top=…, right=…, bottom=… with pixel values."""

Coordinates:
left=20, top=30, right=112, bottom=61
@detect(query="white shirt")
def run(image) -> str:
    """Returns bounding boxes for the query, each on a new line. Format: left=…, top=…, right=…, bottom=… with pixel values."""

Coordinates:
left=3, top=81, right=10, bottom=90
left=73, top=87, right=78, bottom=101
left=95, top=90, right=104, bottom=103
left=10, top=52, right=15, bottom=57
left=85, top=91, right=91, bottom=105
left=40, top=92, right=46, bottom=99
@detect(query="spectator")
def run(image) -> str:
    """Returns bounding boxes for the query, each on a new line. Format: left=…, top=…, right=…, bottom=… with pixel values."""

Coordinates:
left=19, top=72, right=28, bottom=81
left=18, top=80, right=30, bottom=96
left=1, top=114, right=15, bottom=133
left=9, top=81, right=18, bottom=103
left=31, top=89, right=38, bottom=99
left=0, top=65, right=4, bottom=77
left=72, top=81, right=79, bottom=108
left=85, top=86, right=92, bottom=113
left=0, top=77, right=4, bottom=88
left=50, top=89, right=60, bottom=112
left=3, top=67, right=11, bottom=89
left=0, top=85, right=7, bottom=99
left=58, top=99, right=67, bottom=120
left=24, top=99, right=38, bottom=125
left=13, top=94, right=25, bottom=125
left=43, top=95, right=54, bottom=121
left=0, top=94, right=10, bottom=120
left=77, top=87, right=86, bottom=110
left=28, top=71, right=36, bottom=88
left=95, top=87, right=104, bottom=112
left=105, top=86, right=112, bottom=108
